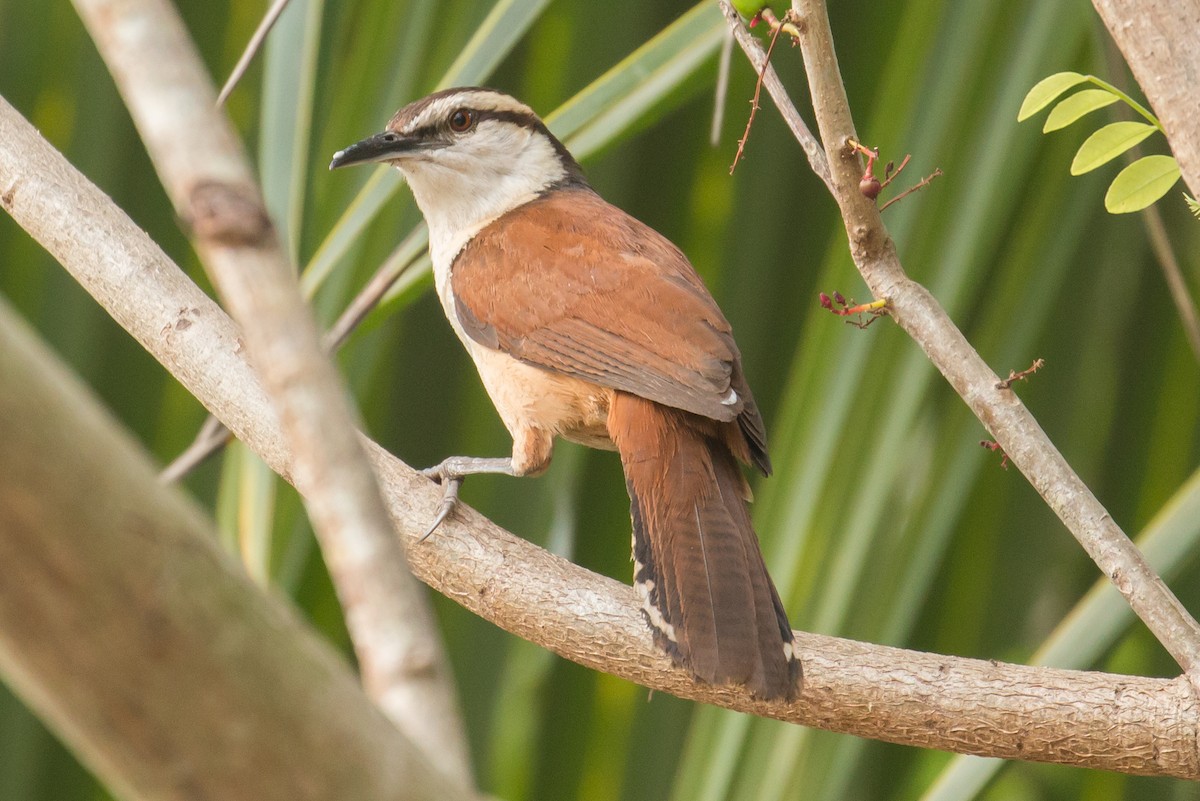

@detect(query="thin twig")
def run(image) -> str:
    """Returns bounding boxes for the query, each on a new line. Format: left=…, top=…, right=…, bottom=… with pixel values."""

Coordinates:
left=878, top=167, right=942, bottom=211
left=996, top=358, right=1045, bottom=390
left=159, top=413, right=232, bottom=482
left=718, top=1, right=832, bottom=192
left=730, top=12, right=788, bottom=174
left=1142, top=207, right=1200, bottom=364
left=216, top=0, right=292, bottom=107
left=323, top=234, right=425, bottom=351
left=879, top=153, right=911, bottom=190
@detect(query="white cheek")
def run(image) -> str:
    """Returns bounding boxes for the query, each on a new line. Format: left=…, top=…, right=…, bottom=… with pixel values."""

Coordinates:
left=401, top=127, right=566, bottom=264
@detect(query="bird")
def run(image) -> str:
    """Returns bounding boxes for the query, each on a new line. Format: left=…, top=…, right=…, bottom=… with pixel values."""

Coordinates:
left=330, top=87, right=800, bottom=700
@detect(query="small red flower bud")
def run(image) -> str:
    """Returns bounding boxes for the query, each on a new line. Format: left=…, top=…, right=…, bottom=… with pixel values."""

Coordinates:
left=819, top=292, right=832, bottom=310
left=833, top=290, right=846, bottom=306
left=860, top=175, right=882, bottom=200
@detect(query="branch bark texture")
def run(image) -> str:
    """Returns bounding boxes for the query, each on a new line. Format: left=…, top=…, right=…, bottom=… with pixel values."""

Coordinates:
left=1092, top=0, right=1200, bottom=198
left=69, top=0, right=471, bottom=784
left=1, top=94, right=1197, bottom=779
left=0, top=305, right=477, bottom=801
left=777, top=0, right=1200, bottom=691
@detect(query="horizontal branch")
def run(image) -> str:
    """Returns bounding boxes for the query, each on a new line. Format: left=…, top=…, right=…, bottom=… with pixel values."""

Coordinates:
left=1, top=92, right=1197, bottom=779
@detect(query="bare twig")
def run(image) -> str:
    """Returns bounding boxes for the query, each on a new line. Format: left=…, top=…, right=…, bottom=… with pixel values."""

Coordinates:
left=879, top=167, right=943, bottom=211
left=879, top=153, right=911, bottom=190
left=730, top=11, right=790, bottom=174
left=3, top=91, right=1199, bottom=779
left=996, top=357, right=1045, bottom=390
left=718, top=1, right=832, bottom=191
left=216, top=0, right=292, bottom=107
left=1142, top=207, right=1200, bottom=364
left=323, top=232, right=427, bottom=351
left=159, top=413, right=233, bottom=483
left=70, top=0, right=473, bottom=785
left=773, top=0, right=1200, bottom=692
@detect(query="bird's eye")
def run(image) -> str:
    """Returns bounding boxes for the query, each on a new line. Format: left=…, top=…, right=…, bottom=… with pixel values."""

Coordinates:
left=448, top=109, right=475, bottom=133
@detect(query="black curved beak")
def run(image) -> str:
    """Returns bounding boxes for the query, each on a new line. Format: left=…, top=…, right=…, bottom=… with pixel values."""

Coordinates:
left=329, top=131, right=415, bottom=170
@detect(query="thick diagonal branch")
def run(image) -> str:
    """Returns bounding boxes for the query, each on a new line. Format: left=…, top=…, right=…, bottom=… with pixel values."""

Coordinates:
left=69, top=0, right=471, bottom=783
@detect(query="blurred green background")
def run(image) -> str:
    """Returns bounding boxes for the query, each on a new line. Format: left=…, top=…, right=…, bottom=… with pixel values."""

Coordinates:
left=2, top=0, right=1199, bottom=799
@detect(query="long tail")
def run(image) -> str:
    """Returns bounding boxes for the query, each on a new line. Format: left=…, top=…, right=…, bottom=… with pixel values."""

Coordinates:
left=607, top=391, right=799, bottom=700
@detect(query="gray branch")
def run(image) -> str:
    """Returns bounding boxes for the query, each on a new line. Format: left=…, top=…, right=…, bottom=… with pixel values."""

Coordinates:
left=1092, top=0, right=1200, bottom=198
left=68, top=0, right=472, bottom=783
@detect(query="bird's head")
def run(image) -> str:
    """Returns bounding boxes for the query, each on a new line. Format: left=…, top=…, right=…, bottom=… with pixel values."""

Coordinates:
left=331, top=88, right=588, bottom=242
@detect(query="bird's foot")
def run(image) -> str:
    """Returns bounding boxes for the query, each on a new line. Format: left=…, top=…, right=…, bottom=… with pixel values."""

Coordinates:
left=418, top=456, right=517, bottom=541
left=419, top=463, right=463, bottom=542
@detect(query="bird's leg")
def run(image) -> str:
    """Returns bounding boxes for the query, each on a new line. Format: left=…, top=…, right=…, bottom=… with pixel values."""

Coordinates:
left=419, top=424, right=554, bottom=540
left=419, top=456, right=518, bottom=541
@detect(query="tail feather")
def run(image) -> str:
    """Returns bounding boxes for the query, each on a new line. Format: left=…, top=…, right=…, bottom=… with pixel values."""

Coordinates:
left=610, top=392, right=800, bottom=699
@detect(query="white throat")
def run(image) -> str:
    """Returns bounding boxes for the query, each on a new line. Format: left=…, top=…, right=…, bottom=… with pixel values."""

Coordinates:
left=396, top=124, right=568, bottom=271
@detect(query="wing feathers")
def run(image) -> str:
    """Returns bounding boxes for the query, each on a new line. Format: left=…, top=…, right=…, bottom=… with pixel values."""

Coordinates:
left=451, top=188, right=756, bottom=425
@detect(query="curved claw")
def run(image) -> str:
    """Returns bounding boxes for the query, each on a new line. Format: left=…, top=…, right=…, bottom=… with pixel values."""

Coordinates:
left=419, top=473, right=462, bottom=542
left=418, top=456, right=515, bottom=541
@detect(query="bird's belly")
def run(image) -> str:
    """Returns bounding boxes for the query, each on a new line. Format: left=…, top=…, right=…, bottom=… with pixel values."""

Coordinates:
left=433, top=263, right=615, bottom=450
left=468, top=343, right=615, bottom=450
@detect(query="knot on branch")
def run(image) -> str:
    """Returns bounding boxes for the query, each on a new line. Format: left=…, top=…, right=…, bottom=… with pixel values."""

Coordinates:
left=186, top=180, right=273, bottom=248
left=0, top=177, right=20, bottom=210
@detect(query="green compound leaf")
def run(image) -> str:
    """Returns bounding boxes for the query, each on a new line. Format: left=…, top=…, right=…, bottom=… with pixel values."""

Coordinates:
left=1042, top=88, right=1118, bottom=132
left=1104, top=155, right=1181, bottom=213
left=1017, top=71, right=1087, bottom=121
left=1070, top=121, right=1158, bottom=175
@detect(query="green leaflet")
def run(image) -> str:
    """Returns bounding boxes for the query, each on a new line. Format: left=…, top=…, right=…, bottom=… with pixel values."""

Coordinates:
left=1070, top=121, right=1158, bottom=174
left=1041, top=88, right=1118, bottom=133
left=1104, top=154, right=1182, bottom=213
left=1016, top=70, right=1087, bottom=121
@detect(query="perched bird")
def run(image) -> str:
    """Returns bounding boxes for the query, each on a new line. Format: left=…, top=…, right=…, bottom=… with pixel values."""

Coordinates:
left=331, top=88, right=800, bottom=699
